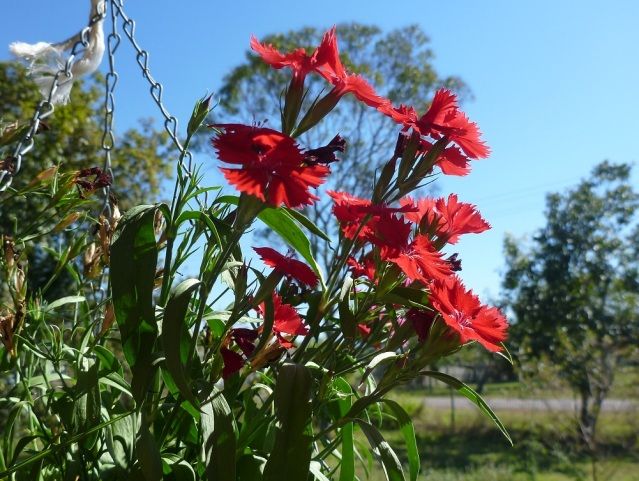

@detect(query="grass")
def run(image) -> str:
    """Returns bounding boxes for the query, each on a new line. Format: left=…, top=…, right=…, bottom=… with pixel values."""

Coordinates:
left=354, top=369, right=639, bottom=481
left=418, top=365, right=639, bottom=400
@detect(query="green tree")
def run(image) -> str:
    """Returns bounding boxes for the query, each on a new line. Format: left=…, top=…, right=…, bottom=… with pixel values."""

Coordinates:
left=215, top=23, right=468, bottom=267
left=0, top=62, right=174, bottom=296
left=502, top=161, right=639, bottom=450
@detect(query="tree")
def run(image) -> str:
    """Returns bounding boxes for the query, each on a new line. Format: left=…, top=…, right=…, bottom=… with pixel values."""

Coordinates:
left=0, top=62, right=174, bottom=296
left=502, top=161, right=639, bottom=451
left=215, top=23, right=468, bottom=267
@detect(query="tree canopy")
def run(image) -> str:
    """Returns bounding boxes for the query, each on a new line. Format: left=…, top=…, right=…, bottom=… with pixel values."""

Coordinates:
left=502, top=161, right=639, bottom=447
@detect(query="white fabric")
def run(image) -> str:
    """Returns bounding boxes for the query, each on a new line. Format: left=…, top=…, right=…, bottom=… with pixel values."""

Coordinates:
left=9, top=0, right=106, bottom=105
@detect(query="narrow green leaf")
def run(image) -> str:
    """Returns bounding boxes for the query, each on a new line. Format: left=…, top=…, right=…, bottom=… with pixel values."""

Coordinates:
left=361, top=352, right=400, bottom=384
left=162, top=278, right=201, bottom=414
left=420, top=370, right=512, bottom=445
left=262, top=363, right=314, bottom=481
left=355, top=419, right=405, bottom=481
left=44, top=295, right=85, bottom=312
left=284, top=207, right=331, bottom=242
left=106, top=411, right=137, bottom=471
left=202, top=390, right=237, bottom=481
left=110, top=204, right=160, bottom=405
left=257, top=207, right=325, bottom=285
left=136, top=421, right=163, bottom=481
left=381, top=400, right=420, bottom=481
left=309, top=461, right=331, bottom=481
left=333, top=378, right=355, bottom=481
left=72, top=361, right=101, bottom=441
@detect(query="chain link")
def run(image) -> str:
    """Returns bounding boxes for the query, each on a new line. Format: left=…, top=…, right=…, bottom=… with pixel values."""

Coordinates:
left=3, top=0, right=198, bottom=202
left=100, top=1, right=120, bottom=217
left=109, top=0, right=194, bottom=177
left=0, top=6, right=107, bottom=192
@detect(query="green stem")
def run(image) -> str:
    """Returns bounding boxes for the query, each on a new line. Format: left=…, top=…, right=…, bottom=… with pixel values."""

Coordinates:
left=0, top=411, right=135, bottom=478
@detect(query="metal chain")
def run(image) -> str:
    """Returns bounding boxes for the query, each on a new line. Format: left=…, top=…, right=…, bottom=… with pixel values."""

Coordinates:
left=0, top=7, right=107, bottom=192
left=100, top=1, right=120, bottom=217
left=109, top=0, right=194, bottom=177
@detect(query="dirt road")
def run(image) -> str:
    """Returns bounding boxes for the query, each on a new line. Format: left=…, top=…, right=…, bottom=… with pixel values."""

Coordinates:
left=423, top=396, right=638, bottom=412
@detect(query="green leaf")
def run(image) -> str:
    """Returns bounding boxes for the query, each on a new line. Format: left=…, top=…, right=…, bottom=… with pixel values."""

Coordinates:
left=106, top=411, right=137, bottom=471
left=43, top=295, right=86, bottom=312
left=420, top=370, right=513, bottom=445
left=136, top=421, right=163, bottom=481
left=362, top=352, right=400, bottom=384
left=162, top=278, right=201, bottom=414
left=110, top=204, right=160, bottom=405
left=309, top=461, right=331, bottom=481
left=355, top=419, right=405, bottom=481
left=284, top=207, right=331, bottom=242
left=202, top=390, right=237, bottom=481
left=262, top=363, right=314, bottom=481
left=333, top=378, right=355, bottom=481
left=381, top=400, right=420, bottom=481
left=257, top=207, right=325, bottom=285
left=72, top=361, right=101, bottom=437
left=236, top=453, right=266, bottom=481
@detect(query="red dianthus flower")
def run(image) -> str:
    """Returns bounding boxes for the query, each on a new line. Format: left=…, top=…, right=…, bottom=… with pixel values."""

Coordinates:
left=429, top=276, right=508, bottom=352
left=254, top=247, right=318, bottom=287
left=401, top=194, right=491, bottom=244
left=212, top=124, right=329, bottom=208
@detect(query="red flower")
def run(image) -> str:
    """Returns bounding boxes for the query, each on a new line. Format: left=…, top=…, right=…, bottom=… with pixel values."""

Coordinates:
left=328, top=74, right=387, bottom=109
left=378, top=103, right=418, bottom=128
left=221, top=347, right=245, bottom=379
left=438, top=146, right=473, bottom=176
left=328, top=191, right=415, bottom=244
left=429, top=276, right=508, bottom=352
left=401, top=194, right=490, bottom=244
left=250, top=27, right=338, bottom=88
left=254, top=247, right=318, bottom=287
left=231, top=328, right=259, bottom=357
left=406, top=308, right=436, bottom=342
left=387, top=234, right=452, bottom=283
left=347, top=254, right=376, bottom=281
left=357, top=323, right=372, bottom=337
left=415, top=89, right=489, bottom=160
left=258, top=292, right=308, bottom=341
left=380, top=89, right=489, bottom=176
left=212, top=124, right=329, bottom=208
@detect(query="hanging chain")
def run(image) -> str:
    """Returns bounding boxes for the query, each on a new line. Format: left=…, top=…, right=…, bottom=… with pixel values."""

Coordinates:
left=100, top=1, right=120, bottom=217
left=0, top=7, right=107, bottom=192
left=109, top=0, right=194, bottom=177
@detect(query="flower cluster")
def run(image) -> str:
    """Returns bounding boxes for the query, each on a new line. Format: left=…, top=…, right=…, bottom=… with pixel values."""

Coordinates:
left=215, top=26, right=508, bottom=378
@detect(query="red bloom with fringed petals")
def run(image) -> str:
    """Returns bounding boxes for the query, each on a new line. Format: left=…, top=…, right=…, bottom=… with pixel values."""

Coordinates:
left=380, top=89, right=489, bottom=176
left=259, top=293, right=308, bottom=337
left=254, top=247, right=318, bottom=287
left=212, top=124, right=329, bottom=208
left=328, top=191, right=415, bottom=244
left=429, top=276, right=508, bottom=352
left=415, top=89, right=489, bottom=160
left=401, top=194, right=490, bottom=244
left=387, top=234, right=452, bottom=283
left=250, top=27, right=338, bottom=88
left=347, top=254, right=376, bottom=281
left=310, top=27, right=387, bottom=109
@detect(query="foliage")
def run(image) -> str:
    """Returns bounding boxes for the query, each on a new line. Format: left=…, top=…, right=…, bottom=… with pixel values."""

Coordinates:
left=214, top=23, right=468, bottom=267
left=0, top=26, right=509, bottom=481
left=502, top=161, right=639, bottom=449
left=0, top=62, right=174, bottom=297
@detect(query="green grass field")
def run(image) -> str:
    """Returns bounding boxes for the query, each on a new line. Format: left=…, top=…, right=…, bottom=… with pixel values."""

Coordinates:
left=358, top=370, right=639, bottom=481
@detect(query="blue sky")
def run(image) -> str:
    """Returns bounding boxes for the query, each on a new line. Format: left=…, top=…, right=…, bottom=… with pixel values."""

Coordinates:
left=2, top=0, right=638, bottom=300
